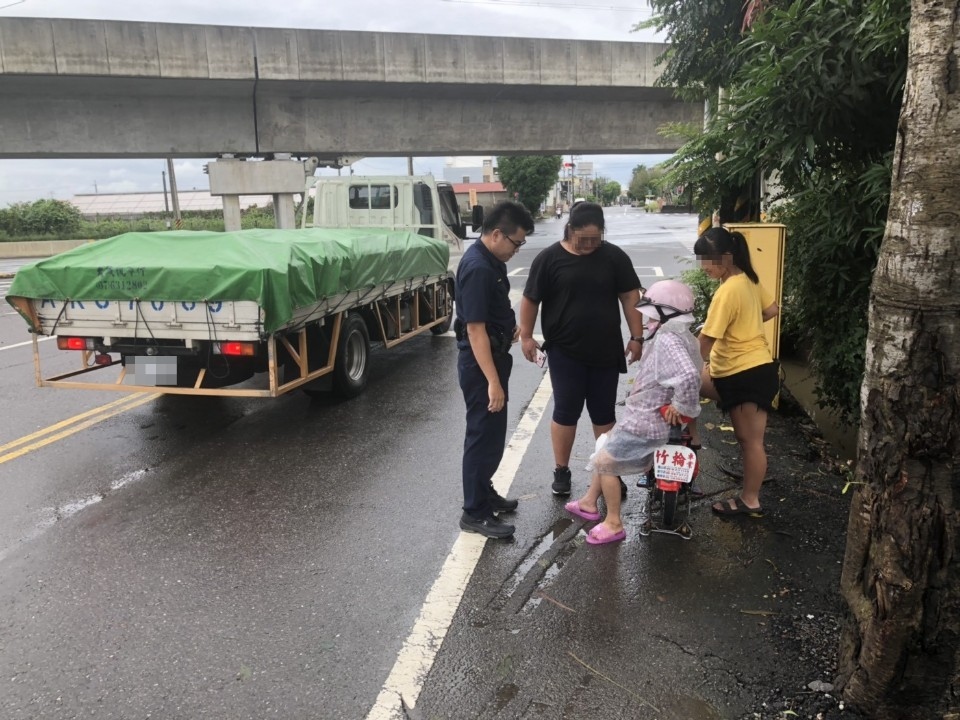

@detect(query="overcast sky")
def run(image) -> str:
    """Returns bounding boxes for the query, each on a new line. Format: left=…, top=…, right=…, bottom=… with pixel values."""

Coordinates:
left=0, top=0, right=670, bottom=206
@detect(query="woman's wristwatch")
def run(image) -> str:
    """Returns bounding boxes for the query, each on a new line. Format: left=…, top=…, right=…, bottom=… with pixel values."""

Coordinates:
left=629, top=336, right=643, bottom=343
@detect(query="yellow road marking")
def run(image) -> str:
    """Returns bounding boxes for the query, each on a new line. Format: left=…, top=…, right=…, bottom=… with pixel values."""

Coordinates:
left=0, top=393, right=159, bottom=466
left=0, top=394, right=148, bottom=454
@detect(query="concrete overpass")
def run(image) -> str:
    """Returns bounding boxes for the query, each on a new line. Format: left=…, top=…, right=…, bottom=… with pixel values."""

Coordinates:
left=0, top=18, right=701, bottom=160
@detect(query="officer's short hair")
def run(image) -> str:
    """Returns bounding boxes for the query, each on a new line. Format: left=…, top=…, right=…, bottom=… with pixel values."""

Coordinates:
left=482, top=201, right=535, bottom=236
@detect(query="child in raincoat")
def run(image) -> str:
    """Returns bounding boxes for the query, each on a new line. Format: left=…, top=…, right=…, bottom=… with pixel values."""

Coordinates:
left=565, top=279, right=702, bottom=544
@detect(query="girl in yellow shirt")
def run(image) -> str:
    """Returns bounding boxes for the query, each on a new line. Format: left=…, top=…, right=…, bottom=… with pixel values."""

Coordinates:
left=695, top=227, right=780, bottom=518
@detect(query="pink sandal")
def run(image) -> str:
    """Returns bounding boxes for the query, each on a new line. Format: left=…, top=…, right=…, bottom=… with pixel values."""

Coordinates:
left=564, top=500, right=602, bottom=522
left=586, top=525, right=626, bottom=545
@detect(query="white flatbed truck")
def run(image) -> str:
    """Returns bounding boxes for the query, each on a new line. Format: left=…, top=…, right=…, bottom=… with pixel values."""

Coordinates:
left=7, top=171, right=476, bottom=399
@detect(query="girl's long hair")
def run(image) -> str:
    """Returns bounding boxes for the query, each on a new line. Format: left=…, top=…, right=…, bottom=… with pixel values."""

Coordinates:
left=693, top=227, right=759, bottom=283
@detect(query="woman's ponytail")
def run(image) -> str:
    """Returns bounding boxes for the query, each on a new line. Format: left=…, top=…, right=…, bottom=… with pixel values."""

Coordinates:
left=730, top=231, right=759, bottom=283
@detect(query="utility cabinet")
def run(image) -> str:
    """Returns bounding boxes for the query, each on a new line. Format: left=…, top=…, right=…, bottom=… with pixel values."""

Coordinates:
left=724, top=223, right=786, bottom=360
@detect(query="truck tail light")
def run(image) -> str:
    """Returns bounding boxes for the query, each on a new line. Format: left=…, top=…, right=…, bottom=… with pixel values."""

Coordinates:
left=217, top=341, right=255, bottom=357
left=57, top=336, right=96, bottom=351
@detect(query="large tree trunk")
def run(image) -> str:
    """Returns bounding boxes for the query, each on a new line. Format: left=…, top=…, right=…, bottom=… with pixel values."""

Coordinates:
left=836, top=1, right=960, bottom=717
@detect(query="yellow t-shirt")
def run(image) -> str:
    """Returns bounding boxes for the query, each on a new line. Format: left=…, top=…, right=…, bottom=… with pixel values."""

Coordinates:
left=703, top=273, right=774, bottom=378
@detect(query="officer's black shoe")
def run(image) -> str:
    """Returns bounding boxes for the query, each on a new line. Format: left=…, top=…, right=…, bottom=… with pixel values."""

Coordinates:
left=490, top=493, right=519, bottom=513
left=552, top=466, right=572, bottom=496
left=459, top=513, right=515, bottom=539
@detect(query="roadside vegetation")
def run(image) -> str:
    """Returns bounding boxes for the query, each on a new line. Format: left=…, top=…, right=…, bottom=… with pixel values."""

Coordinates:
left=495, top=155, right=563, bottom=215
left=646, top=3, right=960, bottom=718
left=0, top=199, right=278, bottom=242
left=643, top=0, right=909, bottom=423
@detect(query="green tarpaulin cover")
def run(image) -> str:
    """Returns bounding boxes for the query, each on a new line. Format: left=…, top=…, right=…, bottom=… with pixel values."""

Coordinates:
left=7, top=228, right=450, bottom=333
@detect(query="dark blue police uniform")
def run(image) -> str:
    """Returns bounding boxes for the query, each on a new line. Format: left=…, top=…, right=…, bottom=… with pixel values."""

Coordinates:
left=455, top=238, right=515, bottom=520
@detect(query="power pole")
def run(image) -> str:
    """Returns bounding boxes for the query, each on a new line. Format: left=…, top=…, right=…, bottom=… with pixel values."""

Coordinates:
left=166, top=158, right=182, bottom=229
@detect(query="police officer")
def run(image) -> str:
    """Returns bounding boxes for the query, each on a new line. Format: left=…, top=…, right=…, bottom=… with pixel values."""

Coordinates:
left=455, top=201, right=535, bottom=539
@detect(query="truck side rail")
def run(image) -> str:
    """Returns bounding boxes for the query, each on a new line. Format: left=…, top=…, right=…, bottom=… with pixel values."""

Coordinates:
left=21, top=273, right=450, bottom=342
left=26, top=275, right=453, bottom=398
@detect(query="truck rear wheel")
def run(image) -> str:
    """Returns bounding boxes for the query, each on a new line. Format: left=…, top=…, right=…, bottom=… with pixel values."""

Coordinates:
left=430, top=317, right=452, bottom=335
left=332, top=313, right=370, bottom=398
left=430, top=282, right=455, bottom=335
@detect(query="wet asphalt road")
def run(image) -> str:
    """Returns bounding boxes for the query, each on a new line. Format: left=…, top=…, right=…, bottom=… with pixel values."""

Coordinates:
left=0, top=211, right=708, bottom=719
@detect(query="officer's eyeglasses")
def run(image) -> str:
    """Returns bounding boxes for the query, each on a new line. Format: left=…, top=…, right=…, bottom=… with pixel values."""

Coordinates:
left=500, top=229, right=526, bottom=248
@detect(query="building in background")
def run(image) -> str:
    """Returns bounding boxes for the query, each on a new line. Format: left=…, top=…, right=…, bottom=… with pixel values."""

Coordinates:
left=451, top=181, right=507, bottom=215
left=442, top=157, right=496, bottom=184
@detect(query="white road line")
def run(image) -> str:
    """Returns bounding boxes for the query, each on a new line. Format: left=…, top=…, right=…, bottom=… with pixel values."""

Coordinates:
left=366, top=372, right=554, bottom=720
left=0, top=466, right=152, bottom=565
left=507, top=267, right=526, bottom=277
left=1, top=336, right=54, bottom=352
left=635, top=266, right=664, bottom=277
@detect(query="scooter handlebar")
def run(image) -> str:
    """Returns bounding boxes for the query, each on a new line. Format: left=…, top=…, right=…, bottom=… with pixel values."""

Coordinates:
left=659, top=405, right=694, bottom=424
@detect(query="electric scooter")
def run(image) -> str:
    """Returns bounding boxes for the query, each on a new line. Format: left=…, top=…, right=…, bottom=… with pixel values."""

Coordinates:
left=636, top=407, right=699, bottom=540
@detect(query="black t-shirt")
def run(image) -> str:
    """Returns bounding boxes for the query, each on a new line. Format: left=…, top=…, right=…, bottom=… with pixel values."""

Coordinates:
left=523, top=241, right=640, bottom=368
left=455, top=239, right=515, bottom=351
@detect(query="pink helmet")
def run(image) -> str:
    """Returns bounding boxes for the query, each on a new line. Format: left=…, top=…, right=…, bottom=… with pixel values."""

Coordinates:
left=636, top=280, right=694, bottom=323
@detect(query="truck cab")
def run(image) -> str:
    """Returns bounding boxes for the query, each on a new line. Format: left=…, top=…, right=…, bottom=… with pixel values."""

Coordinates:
left=305, top=174, right=470, bottom=272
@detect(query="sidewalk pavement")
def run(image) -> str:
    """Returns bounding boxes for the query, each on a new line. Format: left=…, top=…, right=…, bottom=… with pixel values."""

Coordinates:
left=412, top=390, right=861, bottom=720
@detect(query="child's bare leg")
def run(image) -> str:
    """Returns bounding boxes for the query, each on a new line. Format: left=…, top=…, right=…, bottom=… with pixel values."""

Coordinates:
left=596, top=473, right=623, bottom=533
left=688, top=418, right=701, bottom=447
left=574, top=471, right=603, bottom=514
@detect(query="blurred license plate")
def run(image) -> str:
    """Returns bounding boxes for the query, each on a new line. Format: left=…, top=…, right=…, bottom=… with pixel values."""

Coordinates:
left=131, top=356, right=178, bottom=386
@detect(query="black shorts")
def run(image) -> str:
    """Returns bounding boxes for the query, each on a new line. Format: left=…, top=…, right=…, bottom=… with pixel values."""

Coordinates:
left=546, top=347, right=620, bottom=426
left=712, top=361, right=781, bottom=413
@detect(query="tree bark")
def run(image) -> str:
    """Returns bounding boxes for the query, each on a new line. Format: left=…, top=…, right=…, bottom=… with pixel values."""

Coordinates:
left=837, top=1, right=960, bottom=717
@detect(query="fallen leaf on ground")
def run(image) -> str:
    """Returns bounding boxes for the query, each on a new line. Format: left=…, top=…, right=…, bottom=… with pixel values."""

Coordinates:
left=536, top=591, right=575, bottom=613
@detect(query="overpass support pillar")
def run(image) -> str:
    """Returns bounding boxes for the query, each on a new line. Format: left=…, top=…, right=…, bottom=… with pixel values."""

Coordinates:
left=273, top=194, right=297, bottom=229
left=207, top=156, right=309, bottom=232
left=223, top=196, right=242, bottom=232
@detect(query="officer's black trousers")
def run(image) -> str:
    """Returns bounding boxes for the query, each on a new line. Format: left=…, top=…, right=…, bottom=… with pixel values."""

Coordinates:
left=458, top=349, right=512, bottom=519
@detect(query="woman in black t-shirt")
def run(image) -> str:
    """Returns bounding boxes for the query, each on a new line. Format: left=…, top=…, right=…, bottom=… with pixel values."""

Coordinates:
left=518, top=202, right=645, bottom=498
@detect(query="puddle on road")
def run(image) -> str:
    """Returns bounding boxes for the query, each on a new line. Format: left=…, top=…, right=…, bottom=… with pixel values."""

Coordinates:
left=478, top=517, right=584, bottom=617
left=505, top=518, right=574, bottom=596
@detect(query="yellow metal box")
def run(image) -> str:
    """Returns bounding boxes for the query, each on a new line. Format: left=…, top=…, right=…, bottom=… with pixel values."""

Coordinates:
left=723, top=223, right=786, bottom=360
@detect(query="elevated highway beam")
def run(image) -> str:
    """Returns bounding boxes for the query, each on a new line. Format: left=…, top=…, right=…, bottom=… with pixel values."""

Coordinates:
left=0, top=18, right=701, bottom=158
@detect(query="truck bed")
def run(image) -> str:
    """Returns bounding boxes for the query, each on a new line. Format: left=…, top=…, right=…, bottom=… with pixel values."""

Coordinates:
left=6, top=228, right=451, bottom=336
